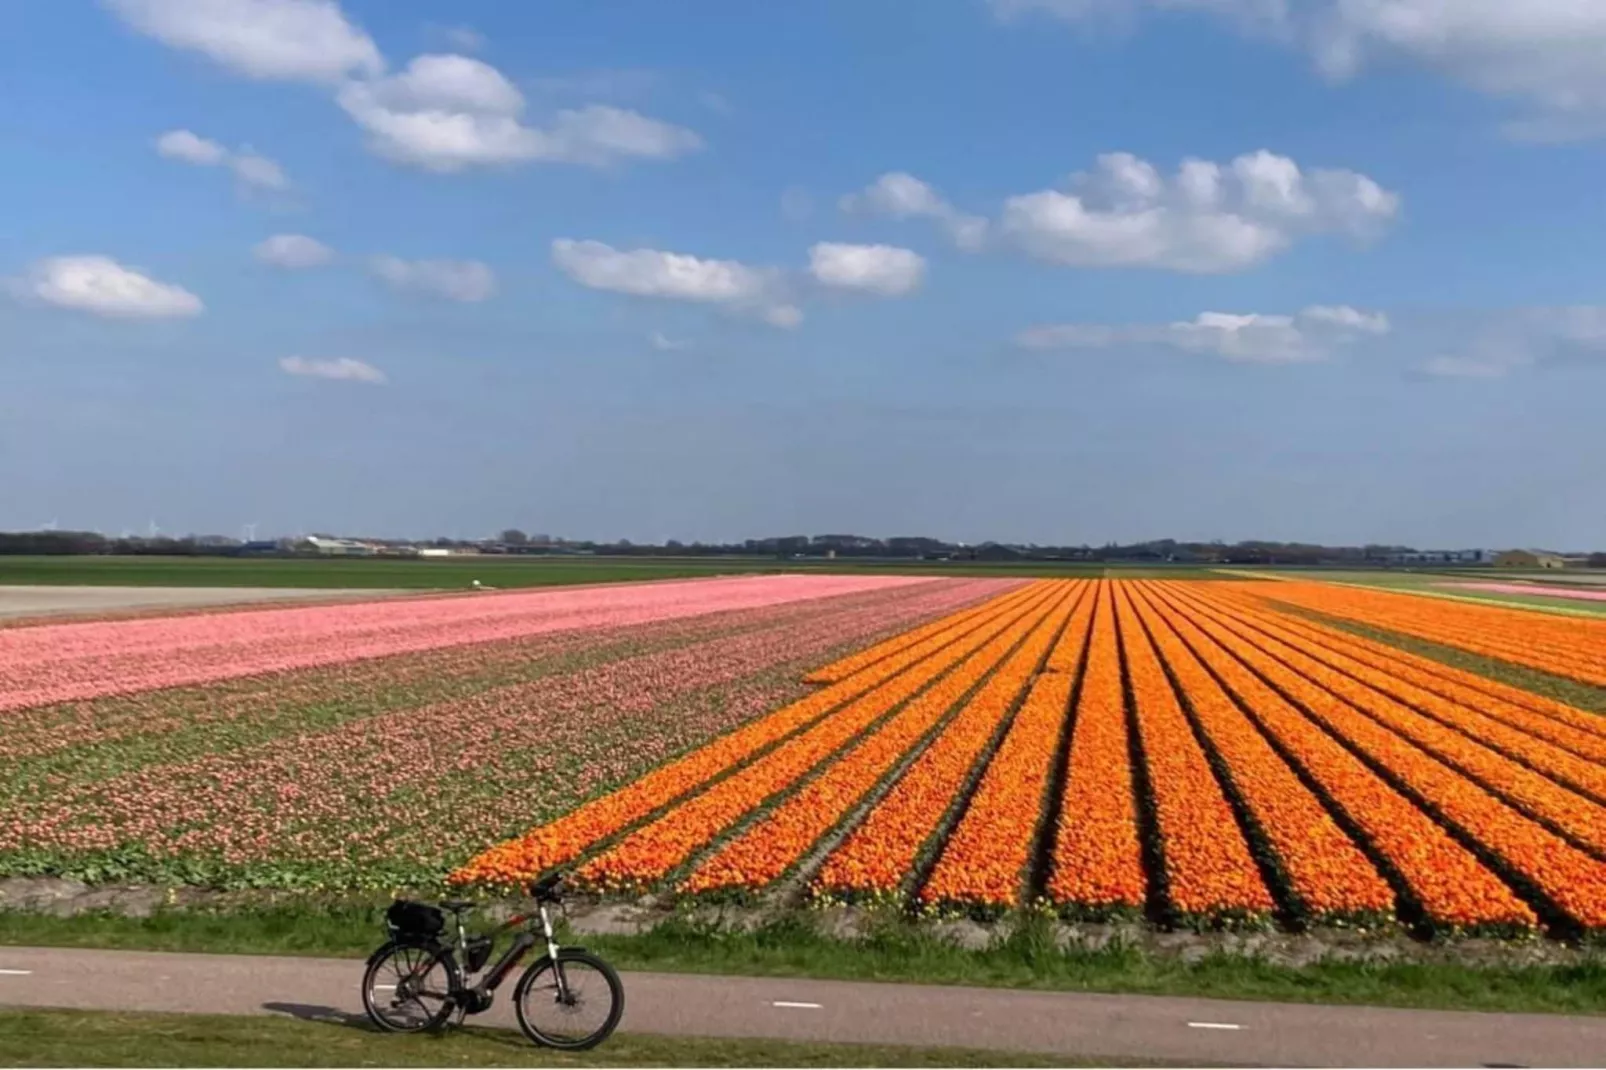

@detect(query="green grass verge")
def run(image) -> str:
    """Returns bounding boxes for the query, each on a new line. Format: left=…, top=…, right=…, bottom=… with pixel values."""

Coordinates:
left=0, top=1008, right=1116, bottom=1068
left=0, top=555, right=1245, bottom=589
left=3, top=907, right=1603, bottom=1017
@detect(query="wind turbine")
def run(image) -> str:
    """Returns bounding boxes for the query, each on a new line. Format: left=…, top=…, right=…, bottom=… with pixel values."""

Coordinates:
left=242, top=522, right=259, bottom=542
left=39, top=518, right=58, bottom=532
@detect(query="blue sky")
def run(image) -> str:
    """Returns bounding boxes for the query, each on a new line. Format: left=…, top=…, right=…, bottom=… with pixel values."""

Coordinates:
left=3, top=0, right=1604, bottom=548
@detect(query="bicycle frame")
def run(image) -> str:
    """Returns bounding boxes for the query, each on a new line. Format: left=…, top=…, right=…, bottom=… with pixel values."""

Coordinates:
left=448, top=902, right=571, bottom=1001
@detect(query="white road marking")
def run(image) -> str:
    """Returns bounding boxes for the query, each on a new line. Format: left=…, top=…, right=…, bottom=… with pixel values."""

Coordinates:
left=772, top=1001, right=823, bottom=1009
left=1188, top=1021, right=1243, bottom=1031
left=0, top=969, right=33, bottom=976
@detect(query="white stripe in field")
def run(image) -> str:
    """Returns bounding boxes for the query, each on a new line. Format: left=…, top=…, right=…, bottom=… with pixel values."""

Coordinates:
left=1187, top=1021, right=1243, bottom=1030
left=772, top=1000, right=823, bottom=1009
left=0, top=969, right=32, bottom=976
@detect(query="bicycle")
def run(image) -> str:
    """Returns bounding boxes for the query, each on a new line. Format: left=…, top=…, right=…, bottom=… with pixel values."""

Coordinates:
left=361, top=872, right=623, bottom=1051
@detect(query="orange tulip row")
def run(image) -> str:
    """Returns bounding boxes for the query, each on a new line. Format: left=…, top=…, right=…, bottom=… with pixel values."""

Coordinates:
left=570, top=583, right=1069, bottom=891
left=1174, top=589, right=1606, bottom=844
left=1124, top=585, right=1394, bottom=921
left=1195, top=667, right=1606, bottom=927
left=449, top=581, right=1056, bottom=886
left=814, top=583, right=1086, bottom=899
left=1198, top=584, right=1606, bottom=765
left=1044, top=583, right=1147, bottom=914
left=684, top=581, right=1083, bottom=894
left=1113, top=584, right=1275, bottom=920
left=802, top=582, right=1033, bottom=684
left=1141, top=585, right=1535, bottom=931
left=916, top=587, right=1096, bottom=909
left=1163, top=589, right=1606, bottom=932
left=1245, top=581, right=1606, bottom=689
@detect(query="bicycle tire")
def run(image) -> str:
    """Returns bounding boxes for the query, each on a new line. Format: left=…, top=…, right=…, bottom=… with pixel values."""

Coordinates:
left=513, top=949, right=624, bottom=1051
left=361, top=940, right=460, bottom=1033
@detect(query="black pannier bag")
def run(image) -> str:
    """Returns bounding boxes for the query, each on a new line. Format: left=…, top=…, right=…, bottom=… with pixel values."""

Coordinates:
left=386, top=900, right=445, bottom=938
left=463, top=934, right=494, bottom=974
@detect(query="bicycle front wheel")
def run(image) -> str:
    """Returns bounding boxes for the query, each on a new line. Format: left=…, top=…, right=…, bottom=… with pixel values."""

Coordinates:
left=513, top=950, right=624, bottom=1050
left=362, top=941, right=459, bottom=1033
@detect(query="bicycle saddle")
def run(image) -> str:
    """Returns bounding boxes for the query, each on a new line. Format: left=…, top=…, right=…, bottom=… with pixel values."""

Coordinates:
left=440, top=899, right=475, bottom=913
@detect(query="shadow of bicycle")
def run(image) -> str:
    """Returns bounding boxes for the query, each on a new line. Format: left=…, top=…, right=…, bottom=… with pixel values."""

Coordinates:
left=260, top=1001, right=539, bottom=1054
left=260, top=1001, right=376, bottom=1031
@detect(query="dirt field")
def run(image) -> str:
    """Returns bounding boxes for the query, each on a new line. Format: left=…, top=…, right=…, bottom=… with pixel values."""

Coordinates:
left=0, top=585, right=397, bottom=619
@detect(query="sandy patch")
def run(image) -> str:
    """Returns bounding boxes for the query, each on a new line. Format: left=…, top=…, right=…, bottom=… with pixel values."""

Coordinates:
left=0, top=585, right=398, bottom=620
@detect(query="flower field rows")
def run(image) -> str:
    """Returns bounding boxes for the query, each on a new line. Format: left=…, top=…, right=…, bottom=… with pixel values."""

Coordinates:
left=6, top=568, right=1604, bottom=938
left=458, top=578, right=1606, bottom=938
left=0, top=573, right=934, bottom=713
left=1249, top=581, right=1606, bottom=688
left=0, top=576, right=1009, bottom=888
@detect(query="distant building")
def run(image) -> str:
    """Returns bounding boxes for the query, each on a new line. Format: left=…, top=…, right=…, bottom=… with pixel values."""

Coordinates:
left=298, top=536, right=376, bottom=557
left=1494, top=549, right=1567, bottom=569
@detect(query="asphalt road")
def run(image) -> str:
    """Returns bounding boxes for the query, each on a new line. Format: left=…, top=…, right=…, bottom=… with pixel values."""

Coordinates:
left=2, top=946, right=1603, bottom=1066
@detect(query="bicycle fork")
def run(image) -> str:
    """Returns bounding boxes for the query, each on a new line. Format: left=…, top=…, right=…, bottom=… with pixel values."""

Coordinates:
left=538, top=903, right=575, bottom=1004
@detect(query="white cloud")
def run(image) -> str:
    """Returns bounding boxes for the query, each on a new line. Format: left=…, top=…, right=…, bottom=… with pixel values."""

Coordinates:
left=763, top=305, right=805, bottom=329
left=808, top=242, right=927, bottom=297
left=106, top=0, right=383, bottom=85
left=337, top=54, right=702, bottom=172
left=993, top=0, right=1606, bottom=141
left=650, top=331, right=691, bottom=351
left=154, top=129, right=290, bottom=192
left=1018, top=305, right=1389, bottom=363
left=1301, top=304, right=1391, bottom=334
left=279, top=356, right=386, bottom=383
left=999, top=150, right=1398, bottom=273
left=155, top=128, right=227, bottom=165
left=1424, top=306, right=1606, bottom=378
left=841, top=172, right=989, bottom=251
left=551, top=238, right=800, bottom=328
left=254, top=234, right=335, bottom=268
left=228, top=151, right=289, bottom=191
left=369, top=255, right=496, bottom=302
left=10, top=255, right=203, bottom=319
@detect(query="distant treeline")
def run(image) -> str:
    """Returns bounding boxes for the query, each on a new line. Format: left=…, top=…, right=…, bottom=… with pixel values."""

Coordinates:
left=0, top=531, right=242, bottom=556
left=4, top=528, right=1585, bottom=567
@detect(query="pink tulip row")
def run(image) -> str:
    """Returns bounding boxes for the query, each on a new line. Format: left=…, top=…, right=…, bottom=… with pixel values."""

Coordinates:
left=1, top=577, right=1012, bottom=888
left=0, top=573, right=936, bottom=713
left=2, top=578, right=1001, bottom=766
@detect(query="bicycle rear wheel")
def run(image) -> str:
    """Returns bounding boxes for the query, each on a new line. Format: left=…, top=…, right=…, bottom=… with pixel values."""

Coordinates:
left=362, top=942, right=459, bottom=1033
left=513, top=950, right=624, bottom=1050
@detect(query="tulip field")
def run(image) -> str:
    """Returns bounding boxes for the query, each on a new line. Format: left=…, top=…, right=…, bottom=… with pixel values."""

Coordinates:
left=3, top=568, right=1604, bottom=940
left=454, top=578, right=1606, bottom=938
left=0, top=574, right=1008, bottom=889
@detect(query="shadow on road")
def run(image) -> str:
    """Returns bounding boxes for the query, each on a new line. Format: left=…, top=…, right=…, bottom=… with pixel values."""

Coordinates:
left=261, top=1001, right=375, bottom=1031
